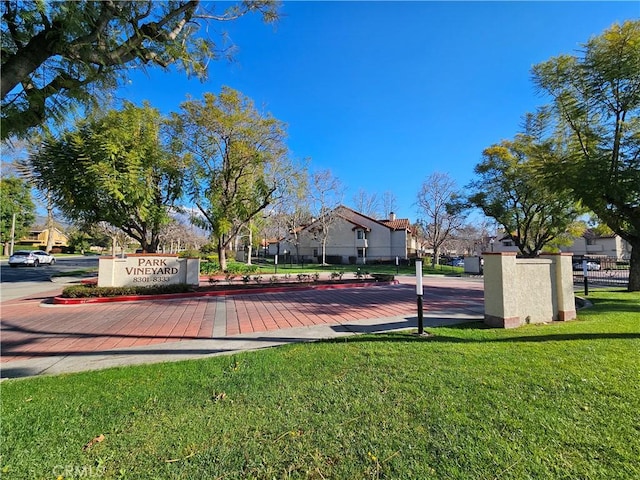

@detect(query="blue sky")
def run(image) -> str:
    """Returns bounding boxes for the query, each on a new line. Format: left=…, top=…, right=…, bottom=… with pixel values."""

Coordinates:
left=120, top=1, right=638, bottom=222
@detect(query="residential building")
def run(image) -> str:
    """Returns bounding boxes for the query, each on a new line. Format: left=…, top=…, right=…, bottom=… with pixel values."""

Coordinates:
left=18, top=227, right=69, bottom=250
left=278, top=205, right=419, bottom=264
left=490, top=229, right=631, bottom=260
left=562, top=230, right=631, bottom=260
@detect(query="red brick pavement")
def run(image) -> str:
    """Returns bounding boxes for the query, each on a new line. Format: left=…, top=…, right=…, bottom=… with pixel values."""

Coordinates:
left=0, top=278, right=484, bottom=363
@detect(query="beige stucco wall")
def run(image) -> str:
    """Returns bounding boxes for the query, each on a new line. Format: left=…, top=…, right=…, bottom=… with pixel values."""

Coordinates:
left=98, top=254, right=200, bottom=287
left=484, top=253, right=576, bottom=328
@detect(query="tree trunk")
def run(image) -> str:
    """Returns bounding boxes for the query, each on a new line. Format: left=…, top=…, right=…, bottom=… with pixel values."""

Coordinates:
left=45, top=201, right=55, bottom=253
left=321, top=238, right=327, bottom=265
left=628, top=238, right=640, bottom=292
left=247, top=228, right=252, bottom=265
left=218, top=236, right=227, bottom=271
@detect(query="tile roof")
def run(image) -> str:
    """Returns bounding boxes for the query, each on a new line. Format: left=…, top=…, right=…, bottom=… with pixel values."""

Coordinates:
left=380, top=218, right=411, bottom=230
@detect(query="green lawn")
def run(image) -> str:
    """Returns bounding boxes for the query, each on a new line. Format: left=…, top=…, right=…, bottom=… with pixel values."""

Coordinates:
left=1, top=290, right=638, bottom=479
left=221, top=260, right=464, bottom=277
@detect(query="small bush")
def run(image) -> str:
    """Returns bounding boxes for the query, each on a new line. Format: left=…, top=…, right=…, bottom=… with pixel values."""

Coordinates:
left=354, top=269, right=367, bottom=279
left=330, top=271, right=344, bottom=280
left=225, top=263, right=258, bottom=274
left=178, top=249, right=201, bottom=259
left=200, top=243, right=217, bottom=255
left=325, top=255, right=343, bottom=265
left=200, top=261, right=221, bottom=275
left=297, top=273, right=311, bottom=283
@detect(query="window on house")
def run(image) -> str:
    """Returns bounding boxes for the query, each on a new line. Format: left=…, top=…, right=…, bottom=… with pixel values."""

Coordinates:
left=503, top=240, right=514, bottom=247
left=586, top=238, right=597, bottom=245
left=313, top=248, right=318, bottom=257
left=357, top=248, right=365, bottom=258
left=356, top=230, right=364, bottom=240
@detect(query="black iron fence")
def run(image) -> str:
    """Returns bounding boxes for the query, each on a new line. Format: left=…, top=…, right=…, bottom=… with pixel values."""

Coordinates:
left=572, top=256, right=630, bottom=288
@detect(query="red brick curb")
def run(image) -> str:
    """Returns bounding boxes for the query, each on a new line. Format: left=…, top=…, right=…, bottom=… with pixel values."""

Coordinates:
left=53, top=280, right=399, bottom=305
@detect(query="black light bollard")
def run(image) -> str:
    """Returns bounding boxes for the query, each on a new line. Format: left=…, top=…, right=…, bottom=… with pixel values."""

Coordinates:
left=275, top=254, right=278, bottom=274
left=583, top=259, right=589, bottom=296
left=396, top=256, right=399, bottom=274
left=416, top=258, right=424, bottom=335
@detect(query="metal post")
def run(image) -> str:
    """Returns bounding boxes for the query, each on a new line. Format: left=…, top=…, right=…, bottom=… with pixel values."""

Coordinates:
left=416, top=259, right=424, bottom=335
left=583, top=259, right=589, bottom=296
left=396, top=256, right=399, bottom=274
left=275, top=254, right=278, bottom=274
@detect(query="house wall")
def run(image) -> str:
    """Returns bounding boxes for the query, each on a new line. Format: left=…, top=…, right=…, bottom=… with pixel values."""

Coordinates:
left=277, top=207, right=415, bottom=263
left=494, top=234, right=631, bottom=260
left=19, top=228, right=69, bottom=248
left=484, top=252, right=576, bottom=328
left=389, top=230, right=408, bottom=258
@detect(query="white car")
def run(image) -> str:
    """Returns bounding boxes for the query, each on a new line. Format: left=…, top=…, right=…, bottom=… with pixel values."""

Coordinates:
left=573, top=261, right=601, bottom=271
left=8, top=250, right=56, bottom=267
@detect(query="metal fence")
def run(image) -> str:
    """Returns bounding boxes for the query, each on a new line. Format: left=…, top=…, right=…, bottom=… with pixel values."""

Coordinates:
left=572, top=256, right=630, bottom=289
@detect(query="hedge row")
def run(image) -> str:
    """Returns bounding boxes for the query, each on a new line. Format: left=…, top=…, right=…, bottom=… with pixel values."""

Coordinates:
left=62, top=283, right=194, bottom=298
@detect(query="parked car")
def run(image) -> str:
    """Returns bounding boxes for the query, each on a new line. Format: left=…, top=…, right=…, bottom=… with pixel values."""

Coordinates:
left=572, top=261, right=601, bottom=271
left=8, top=250, right=56, bottom=267
left=450, top=258, right=465, bottom=268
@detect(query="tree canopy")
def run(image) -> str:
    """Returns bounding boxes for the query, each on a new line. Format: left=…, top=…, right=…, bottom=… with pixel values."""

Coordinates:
left=416, top=172, right=466, bottom=266
left=170, top=87, right=291, bottom=270
left=467, top=131, right=584, bottom=257
left=532, top=20, right=640, bottom=290
left=26, top=102, right=183, bottom=253
left=306, top=169, right=344, bottom=265
left=1, top=0, right=279, bottom=139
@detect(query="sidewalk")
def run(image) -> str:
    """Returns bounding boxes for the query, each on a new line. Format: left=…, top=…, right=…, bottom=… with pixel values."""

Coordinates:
left=0, top=276, right=485, bottom=379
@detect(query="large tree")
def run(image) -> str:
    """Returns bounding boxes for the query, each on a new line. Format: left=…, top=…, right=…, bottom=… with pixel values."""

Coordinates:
left=26, top=102, right=183, bottom=252
left=467, top=132, right=585, bottom=258
left=532, top=20, right=640, bottom=290
left=306, top=169, right=343, bottom=265
left=1, top=0, right=279, bottom=139
left=171, top=87, right=290, bottom=271
left=0, top=176, right=36, bottom=255
left=416, top=172, right=466, bottom=267
left=261, top=164, right=310, bottom=263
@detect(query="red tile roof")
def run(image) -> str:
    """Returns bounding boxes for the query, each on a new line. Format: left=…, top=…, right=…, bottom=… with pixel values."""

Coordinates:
left=381, top=218, right=411, bottom=230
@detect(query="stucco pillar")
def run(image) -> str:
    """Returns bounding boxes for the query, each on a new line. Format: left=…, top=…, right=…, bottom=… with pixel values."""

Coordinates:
left=542, top=253, right=576, bottom=321
left=483, top=252, right=521, bottom=328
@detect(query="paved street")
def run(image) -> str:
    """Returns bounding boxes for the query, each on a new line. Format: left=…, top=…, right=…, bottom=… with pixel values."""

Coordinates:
left=0, top=256, right=99, bottom=302
left=0, top=276, right=485, bottom=379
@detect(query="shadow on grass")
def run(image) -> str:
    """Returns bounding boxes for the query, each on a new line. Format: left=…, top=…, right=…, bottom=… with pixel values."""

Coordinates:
left=585, top=297, right=640, bottom=314
left=322, top=327, right=640, bottom=345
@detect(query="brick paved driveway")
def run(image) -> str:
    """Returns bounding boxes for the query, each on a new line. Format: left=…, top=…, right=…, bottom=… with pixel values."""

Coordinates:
left=1, top=277, right=484, bottom=363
